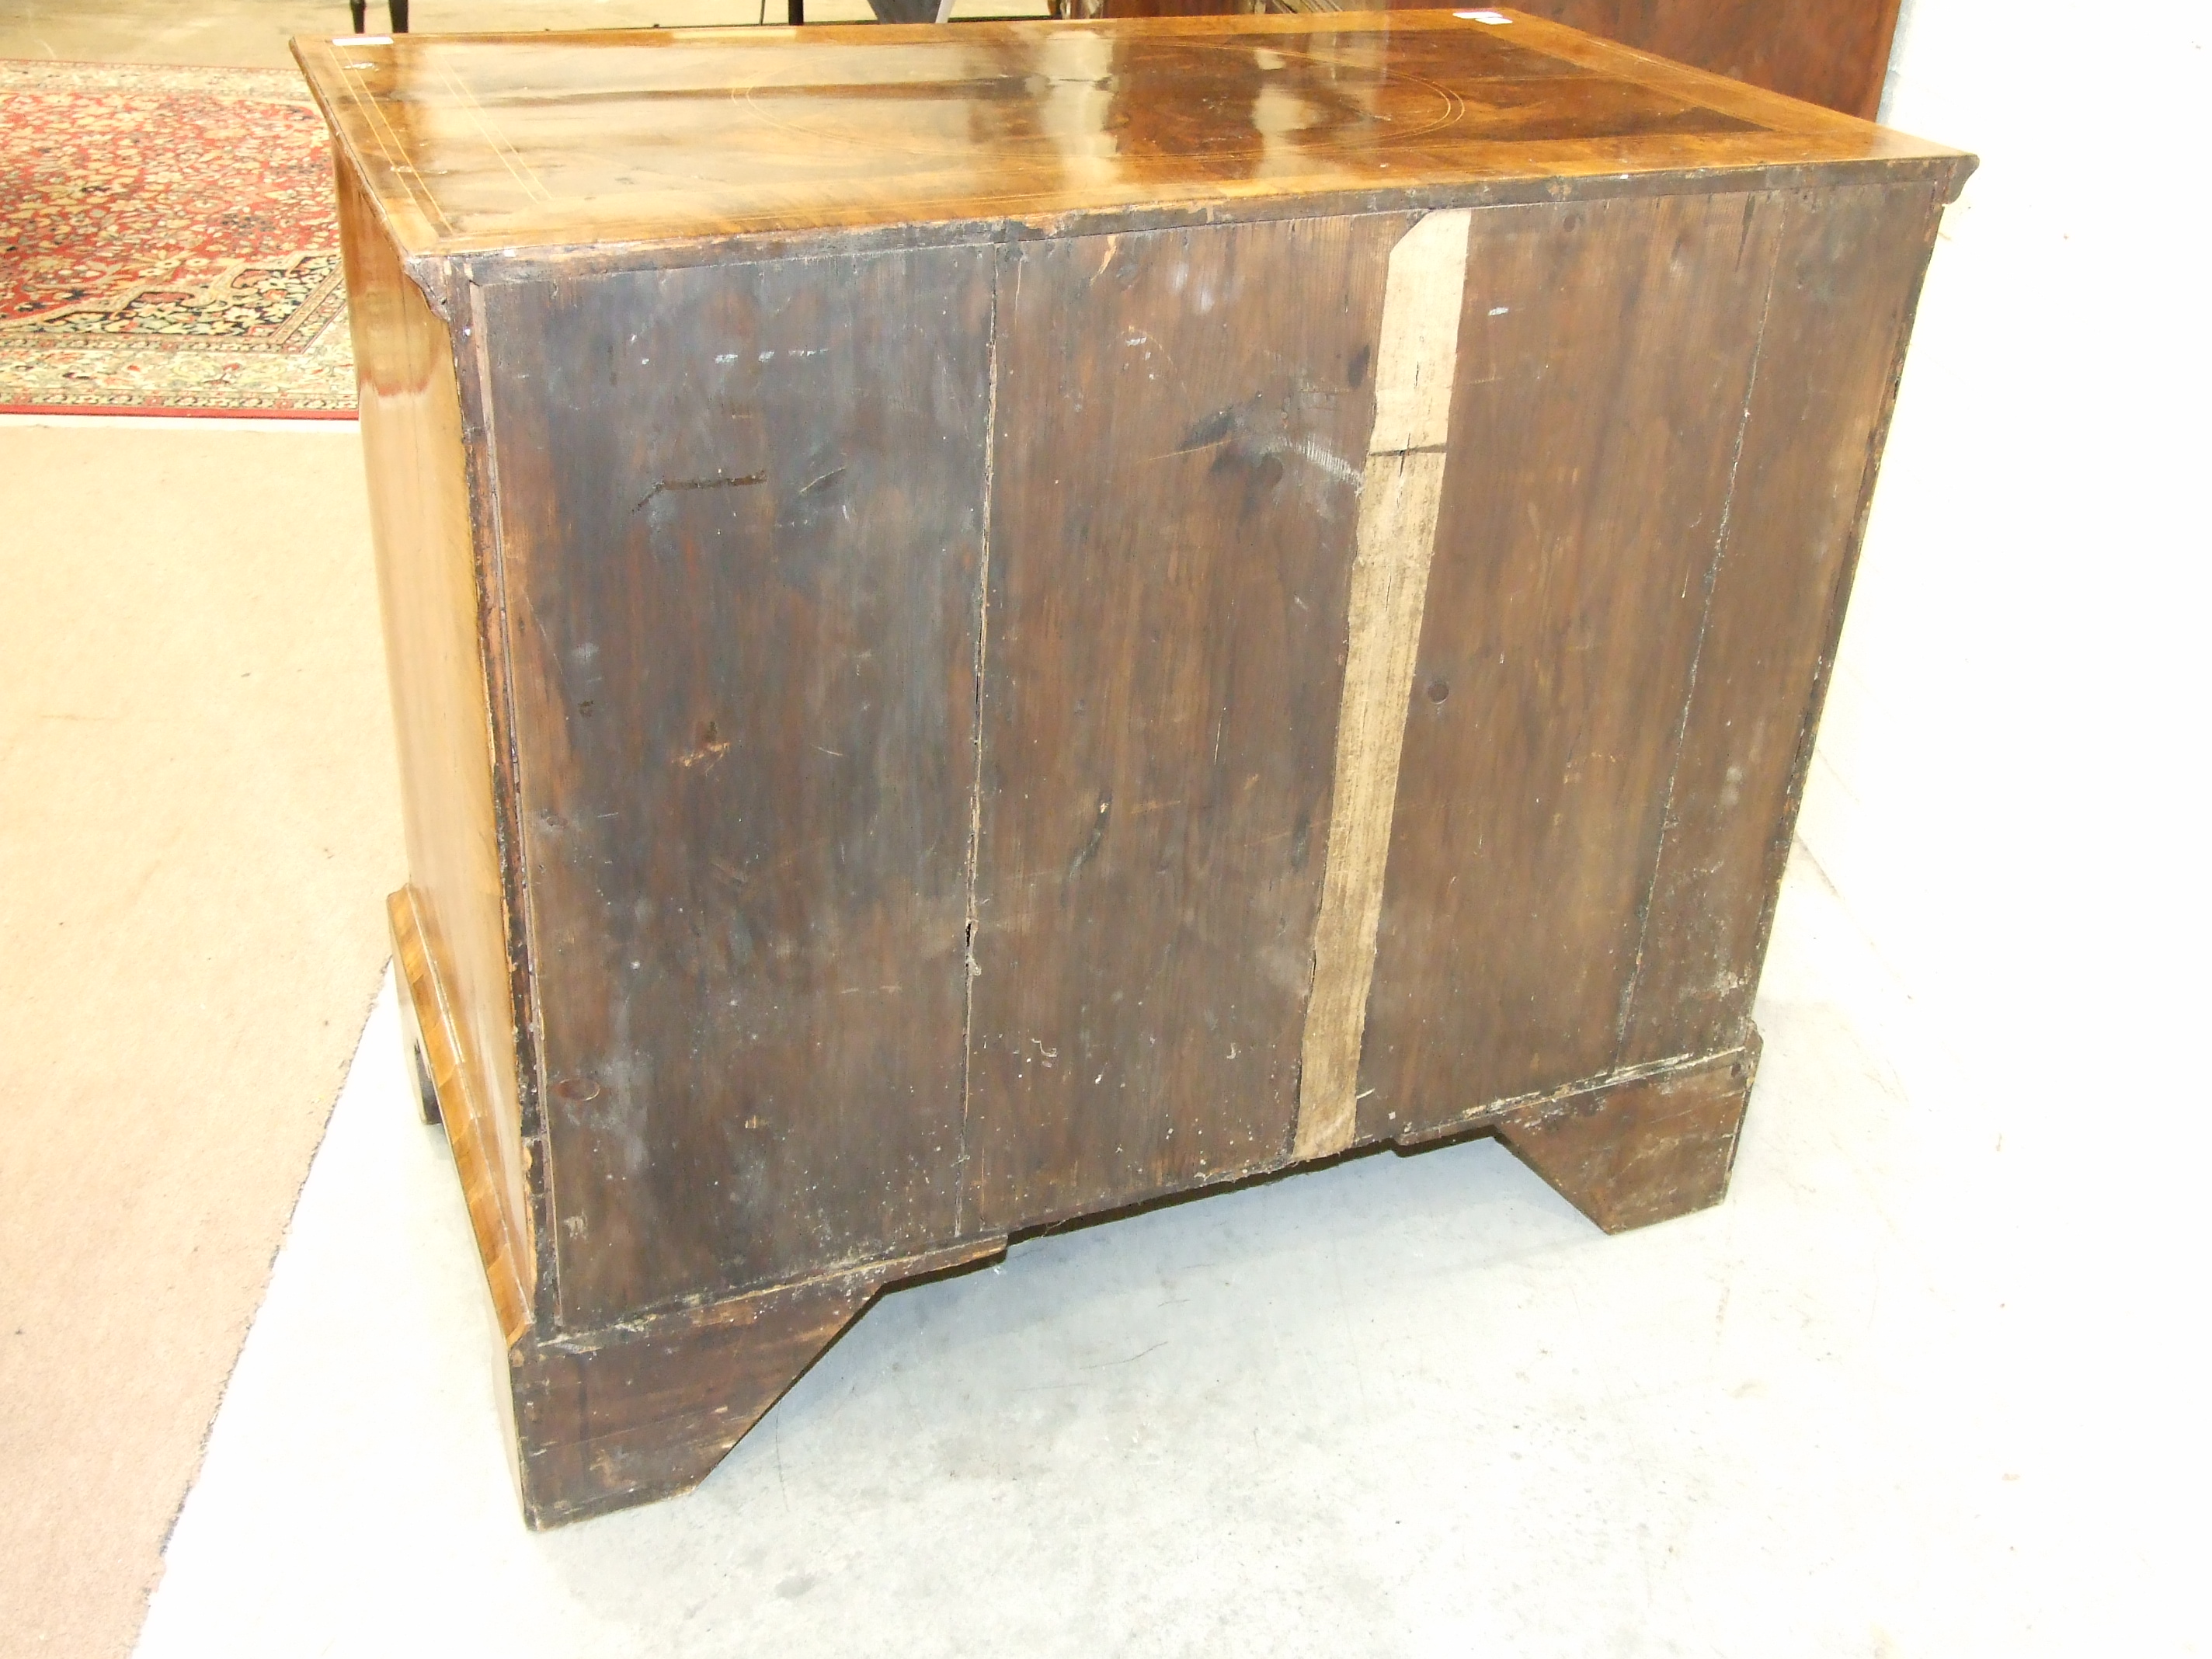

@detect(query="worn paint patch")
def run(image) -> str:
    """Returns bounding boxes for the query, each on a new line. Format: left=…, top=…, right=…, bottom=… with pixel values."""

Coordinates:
left=1296, top=209, right=1471, bottom=1160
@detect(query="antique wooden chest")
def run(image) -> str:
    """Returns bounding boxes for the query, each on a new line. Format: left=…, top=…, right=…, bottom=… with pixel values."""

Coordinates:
left=298, top=12, right=1969, bottom=1526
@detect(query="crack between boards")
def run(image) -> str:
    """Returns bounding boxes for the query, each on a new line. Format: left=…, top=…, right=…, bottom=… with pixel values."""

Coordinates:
left=1612, top=215, right=1786, bottom=1063
left=954, top=259, right=1000, bottom=1236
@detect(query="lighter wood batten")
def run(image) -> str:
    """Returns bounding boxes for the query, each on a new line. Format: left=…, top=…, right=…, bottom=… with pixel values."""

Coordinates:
left=1296, top=209, right=1471, bottom=1160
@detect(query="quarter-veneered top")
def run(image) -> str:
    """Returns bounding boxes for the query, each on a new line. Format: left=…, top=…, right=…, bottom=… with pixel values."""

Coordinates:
left=294, top=10, right=1970, bottom=270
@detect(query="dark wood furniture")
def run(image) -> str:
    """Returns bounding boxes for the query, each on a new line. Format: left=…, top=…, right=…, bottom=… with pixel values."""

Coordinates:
left=297, top=12, right=1969, bottom=1527
left=1090, top=0, right=1904, bottom=121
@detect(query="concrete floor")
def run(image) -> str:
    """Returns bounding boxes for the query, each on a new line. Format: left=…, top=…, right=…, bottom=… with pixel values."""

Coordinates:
left=8, top=0, right=2206, bottom=1650
left=137, top=851, right=2196, bottom=1657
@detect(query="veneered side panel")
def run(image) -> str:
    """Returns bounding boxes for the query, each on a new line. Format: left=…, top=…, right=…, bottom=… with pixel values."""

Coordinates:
left=338, top=157, right=535, bottom=1305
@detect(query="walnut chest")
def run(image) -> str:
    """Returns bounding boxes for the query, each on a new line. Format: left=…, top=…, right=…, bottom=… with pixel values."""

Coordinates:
left=297, top=12, right=1970, bottom=1525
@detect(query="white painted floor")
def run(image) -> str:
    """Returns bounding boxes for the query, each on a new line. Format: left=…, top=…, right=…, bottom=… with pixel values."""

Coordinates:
left=134, top=0, right=2211, bottom=1652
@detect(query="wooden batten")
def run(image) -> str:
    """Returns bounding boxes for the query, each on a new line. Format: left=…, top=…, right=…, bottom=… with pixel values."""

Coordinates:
left=1297, top=208, right=1472, bottom=1160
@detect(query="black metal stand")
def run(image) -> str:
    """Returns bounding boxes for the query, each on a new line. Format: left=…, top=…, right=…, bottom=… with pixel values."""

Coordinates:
left=348, top=0, right=409, bottom=32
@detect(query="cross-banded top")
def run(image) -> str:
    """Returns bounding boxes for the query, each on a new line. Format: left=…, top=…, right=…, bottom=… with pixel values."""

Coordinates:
left=294, top=10, right=1970, bottom=270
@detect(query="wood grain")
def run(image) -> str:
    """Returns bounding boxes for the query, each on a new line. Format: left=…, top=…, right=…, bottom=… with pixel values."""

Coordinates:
left=1495, top=1035, right=1758, bottom=1232
left=293, top=16, right=1967, bottom=268
left=1248, top=0, right=1905, bottom=123
left=1352, top=190, right=1782, bottom=1143
left=1616, top=181, right=1946, bottom=1066
left=1529, top=0, right=1905, bottom=120
left=308, top=13, right=1971, bottom=1526
left=478, top=249, right=994, bottom=1327
left=390, top=887, right=527, bottom=1344
left=509, top=1234, right=1003, bottom=1525
left=1296, top=208, right=1469, bottom=1159
left=339, top=152, right=535, bottom=1312
left=965, top=214, right=1402, bottom=1230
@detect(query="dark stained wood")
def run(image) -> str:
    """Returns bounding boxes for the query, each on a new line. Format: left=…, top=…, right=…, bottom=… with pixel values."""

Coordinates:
left=293, top=15, right=1965, bottom=266
left=965, top=215, right=1403, bottom=1233
left=402, top=882, right=1016, bottom=1527
left=1494, top=1035, right=1758, bottom=1232
left=1214, top=1, right=1905, bottom=124
left=1352, top=190, right=1781, bottom=1140
left=510, top=1276, right=871, bottom=1528
left=510, top=1234, right=1003, bottom=1526
left=476, top=249, right=994, bottom=1327
left=304, top=16, right=1970, bottom=1527
left=1616, top=181, right=1946, bottom=1067
left=339, top=154, right=536, bottom=1314
left=1523, top=0, right=1905, bottom=120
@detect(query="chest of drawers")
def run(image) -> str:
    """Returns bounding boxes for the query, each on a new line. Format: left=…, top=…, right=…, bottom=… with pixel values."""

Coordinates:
left=301, top=11, right=1968, bottom=1525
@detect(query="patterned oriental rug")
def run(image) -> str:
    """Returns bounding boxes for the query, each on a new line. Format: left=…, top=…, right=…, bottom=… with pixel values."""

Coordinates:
left=1, top=60, right=356, bottom=418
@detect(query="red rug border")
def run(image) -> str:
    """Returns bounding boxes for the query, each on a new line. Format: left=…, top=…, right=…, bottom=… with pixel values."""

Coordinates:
left=0, top=402, right=356, bottom=421
left=0, top=54, right=319, bottom=76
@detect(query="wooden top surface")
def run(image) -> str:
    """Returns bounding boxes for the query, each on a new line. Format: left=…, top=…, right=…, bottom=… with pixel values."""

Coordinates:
left=295, top=10, right=1969, bottom=269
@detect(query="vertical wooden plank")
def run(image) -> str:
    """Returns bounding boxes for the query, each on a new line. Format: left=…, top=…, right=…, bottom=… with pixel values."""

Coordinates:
left=967, top=215, right=1404, bottom=1232
left=478, top=247, right=993, bottom=1326
left=1353, top=190, right=1784, bottom=1143
left=337, top=156, right=535, bottom=1308
left=1618, top=182, right=1945, bottom=1066
left=1296, top=209, right=1472, bottom=1159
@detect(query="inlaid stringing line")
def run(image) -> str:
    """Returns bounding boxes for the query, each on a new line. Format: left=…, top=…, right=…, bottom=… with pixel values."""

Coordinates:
left=1294, top=207, right=1473, bottom=1160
